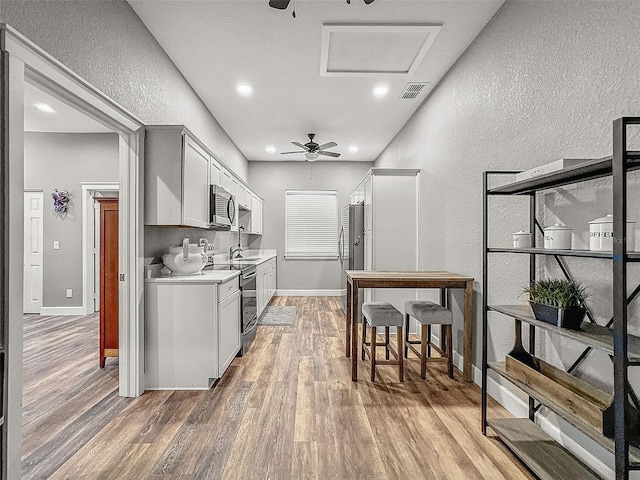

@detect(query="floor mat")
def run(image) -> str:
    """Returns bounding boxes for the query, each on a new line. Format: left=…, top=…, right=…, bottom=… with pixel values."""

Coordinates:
left=257, top=306, right=296, bottom=326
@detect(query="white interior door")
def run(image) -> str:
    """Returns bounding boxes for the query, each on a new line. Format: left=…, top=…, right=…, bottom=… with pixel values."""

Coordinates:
left=23, top=191, right=44, bottom=314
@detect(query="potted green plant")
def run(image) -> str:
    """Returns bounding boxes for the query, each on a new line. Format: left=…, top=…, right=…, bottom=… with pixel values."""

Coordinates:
left=522, top=279, right=589, bottom=330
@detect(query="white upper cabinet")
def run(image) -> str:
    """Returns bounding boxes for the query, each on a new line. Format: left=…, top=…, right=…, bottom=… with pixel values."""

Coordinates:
left=221, top=168, right=232, bottom=192
left=145, top=126, right=209, bottom=228
left=182, top=135, right=210, bottom=228
left=231, top=176, right=240, bottom=197
left=210, top=157, right=222, bottom=187
left=237, top=184, right=250, bottom=209
left=145, top=125, right=263, bottom=233
left=251, top=193, right=263, bottom=235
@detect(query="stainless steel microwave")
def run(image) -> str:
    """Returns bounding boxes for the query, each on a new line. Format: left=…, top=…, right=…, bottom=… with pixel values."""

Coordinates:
left=210, top=185, right=235, bottom=228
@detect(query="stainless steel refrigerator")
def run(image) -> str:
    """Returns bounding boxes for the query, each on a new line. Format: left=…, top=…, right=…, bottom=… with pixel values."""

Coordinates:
left=340, top=203, right=364, bottom=313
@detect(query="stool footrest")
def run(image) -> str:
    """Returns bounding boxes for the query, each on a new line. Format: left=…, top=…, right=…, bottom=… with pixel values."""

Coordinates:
left=407, top=344, right=422, bottom=358
left=375, top=360, right=401, bottom=366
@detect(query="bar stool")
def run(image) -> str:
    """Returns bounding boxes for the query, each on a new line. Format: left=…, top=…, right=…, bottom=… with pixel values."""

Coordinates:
left=361, top=302, right=404, bottom=382
left=404, top=300, right=453, bottom=380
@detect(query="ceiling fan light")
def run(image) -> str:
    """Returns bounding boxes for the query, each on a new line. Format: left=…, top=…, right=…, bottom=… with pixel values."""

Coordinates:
left=305, top=152, right=319, bottom=161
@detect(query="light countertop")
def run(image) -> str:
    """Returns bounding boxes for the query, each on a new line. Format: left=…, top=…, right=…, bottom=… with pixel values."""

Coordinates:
left=145, top=269, right=240, bottom=284
left=145, top=250, right=277, bottom=283
left=212, top=250, right=276, bottom=267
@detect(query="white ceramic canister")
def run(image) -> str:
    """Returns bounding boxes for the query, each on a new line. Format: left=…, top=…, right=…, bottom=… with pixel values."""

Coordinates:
left=513, top=230, right=532, bottom=248
left=589, top=214, right=636, bottom=252
left=543, top=224, right=572, bottom=250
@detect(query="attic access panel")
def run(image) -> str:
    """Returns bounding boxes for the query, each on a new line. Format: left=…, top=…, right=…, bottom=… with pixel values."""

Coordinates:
left=320, top=24, right=442, bottom=76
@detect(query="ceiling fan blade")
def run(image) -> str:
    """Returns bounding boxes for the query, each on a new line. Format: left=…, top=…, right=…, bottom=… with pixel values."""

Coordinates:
left=317, top=141, right=337, bottom=150
left=281, top=150, right=306, bottom=154
left=269, top=0, right=291, bottom=9
left=318, top=151, right=341, bottom=158
left=292, top=141, right=310, bottom=151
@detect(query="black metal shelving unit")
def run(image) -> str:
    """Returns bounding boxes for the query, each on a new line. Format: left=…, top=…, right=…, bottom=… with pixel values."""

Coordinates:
left=482, top=117, right=640, bottom=480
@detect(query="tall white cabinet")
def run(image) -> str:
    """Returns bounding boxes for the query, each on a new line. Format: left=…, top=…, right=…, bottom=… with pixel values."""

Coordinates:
left=352, top=168, right=421, bottom=310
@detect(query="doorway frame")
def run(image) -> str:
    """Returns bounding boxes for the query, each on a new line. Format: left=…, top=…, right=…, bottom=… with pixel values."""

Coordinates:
left=82, top=183, right=119, bottom=316
left=1, top=24, right=145, bottom=479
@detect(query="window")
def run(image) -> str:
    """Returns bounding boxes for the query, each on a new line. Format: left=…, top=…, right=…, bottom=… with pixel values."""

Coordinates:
left=285, top=190, right=338, bottom=259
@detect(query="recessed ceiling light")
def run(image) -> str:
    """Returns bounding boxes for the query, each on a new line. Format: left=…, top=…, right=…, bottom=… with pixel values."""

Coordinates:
left=265, top=145, right=276, bottom=154
left=373, top=85, right=389, bottom=98
left=34, top=102, right=55, bottom=113
left=348, top=145, right=359, bottom=153
left=237, top=83, right=253, bottom=96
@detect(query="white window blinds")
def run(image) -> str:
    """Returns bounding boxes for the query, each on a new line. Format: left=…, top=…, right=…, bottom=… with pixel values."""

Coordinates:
left=285, top=190, right=338, bottom=259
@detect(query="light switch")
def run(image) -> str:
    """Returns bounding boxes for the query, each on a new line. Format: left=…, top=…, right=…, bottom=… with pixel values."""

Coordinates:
left=53, top=241, right=60, bottom=250
left=66, top=289, right=73, bottom=298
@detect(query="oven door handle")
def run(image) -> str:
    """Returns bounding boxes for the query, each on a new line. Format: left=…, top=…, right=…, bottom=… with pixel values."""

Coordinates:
left=242, top=271, right=257, bottom=281
left=244, top=315, right=259, bottom=334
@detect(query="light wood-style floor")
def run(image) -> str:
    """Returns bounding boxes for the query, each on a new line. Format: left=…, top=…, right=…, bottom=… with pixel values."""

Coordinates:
left=23, top=297, right=533, bottom=479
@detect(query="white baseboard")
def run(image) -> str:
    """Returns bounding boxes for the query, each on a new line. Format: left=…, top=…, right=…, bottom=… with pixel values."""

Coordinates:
left=275, top=289, right=342, bottom=296
left=470, top=364, right=614, bottom=479
left=39, top=306, right=87, bottom=316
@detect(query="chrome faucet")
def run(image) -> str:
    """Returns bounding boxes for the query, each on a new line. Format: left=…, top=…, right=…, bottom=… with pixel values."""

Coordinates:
left=230, top=226, right=245, bottom=259
left=182, top=237, right=190, bottom=262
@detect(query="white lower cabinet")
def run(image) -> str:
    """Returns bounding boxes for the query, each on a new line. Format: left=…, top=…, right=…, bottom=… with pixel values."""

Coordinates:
left=268, top=261, right=276, bottom=299
left=257, top=270, right=267, bottom=317
left=218, top=281, right=241, bottom=375
left=256, top=257, right=276, bottom=317
left=145, top=276, right=241, bottom=390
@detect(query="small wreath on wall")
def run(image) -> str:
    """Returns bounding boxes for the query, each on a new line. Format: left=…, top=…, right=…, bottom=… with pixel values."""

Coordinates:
left=51, top=189, right=71, bottom=216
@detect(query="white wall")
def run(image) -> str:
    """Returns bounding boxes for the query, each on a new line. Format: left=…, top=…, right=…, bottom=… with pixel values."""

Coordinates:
left=0, top=3, right=250, bottom=477
left=249, top=161, right=372, bottom=291
left=375, top=1, right=640, bottom=474
left=1, top=0, right=248, bottom=180
left=24, top=132, right=119, bottom=308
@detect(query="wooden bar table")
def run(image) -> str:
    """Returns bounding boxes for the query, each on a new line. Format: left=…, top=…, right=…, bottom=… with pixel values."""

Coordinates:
left=345, top=270, right=474, bottom=382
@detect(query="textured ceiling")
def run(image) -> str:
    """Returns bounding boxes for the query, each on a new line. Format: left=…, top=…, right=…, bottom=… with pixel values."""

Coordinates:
left=128, top=0, right=504, bottom=162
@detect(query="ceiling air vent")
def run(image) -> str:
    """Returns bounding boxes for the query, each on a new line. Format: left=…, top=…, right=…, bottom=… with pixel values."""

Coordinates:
left=400, top=82, right=428, bottom=99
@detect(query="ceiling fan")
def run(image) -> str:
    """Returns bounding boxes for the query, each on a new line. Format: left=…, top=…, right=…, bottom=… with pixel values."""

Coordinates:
left=269, top=0, right=375, bottom=18
left=281, top=133, right=340, bottom=162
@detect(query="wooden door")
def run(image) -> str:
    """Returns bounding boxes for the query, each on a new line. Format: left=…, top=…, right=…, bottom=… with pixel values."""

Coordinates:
left=97, top=198, right=118, bottom=367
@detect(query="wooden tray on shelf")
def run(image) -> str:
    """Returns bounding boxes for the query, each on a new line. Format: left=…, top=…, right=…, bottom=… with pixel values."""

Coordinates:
left=505, top=353, right=639, bottom=438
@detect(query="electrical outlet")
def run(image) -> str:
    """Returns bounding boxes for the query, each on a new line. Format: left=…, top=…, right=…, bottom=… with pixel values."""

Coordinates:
left=53, top=241, right=60, bottom=250
left=66, top=289, right=73, bottom=298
